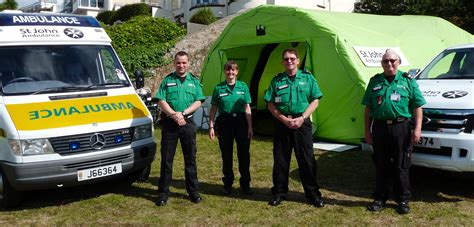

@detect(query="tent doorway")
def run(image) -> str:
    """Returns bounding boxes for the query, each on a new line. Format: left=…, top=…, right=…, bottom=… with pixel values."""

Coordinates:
left=225, top=42, right=310, bottom=135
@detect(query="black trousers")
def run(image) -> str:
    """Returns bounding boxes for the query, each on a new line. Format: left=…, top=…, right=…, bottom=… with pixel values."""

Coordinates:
left=158, top=117, right=200, bottom=197
left=271, top=117, right=321, bottom=199
left=216, top=115, right=251, bottom=188
left=372, top=120, right=412, bottom=203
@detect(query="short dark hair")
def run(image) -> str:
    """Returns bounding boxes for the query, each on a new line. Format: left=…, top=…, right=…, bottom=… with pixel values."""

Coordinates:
left=224, top=60, right=238, bottom=71
left=174, top=51, right=189, bottom=61
left=282, top=48, right=299, bottom=59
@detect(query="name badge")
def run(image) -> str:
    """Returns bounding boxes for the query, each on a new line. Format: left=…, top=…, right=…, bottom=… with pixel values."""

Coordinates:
left=278, top=84, right=288, bottom=90
left=373, top=85, right=382, bottom=91
left=390, top=92, right=401, bottom=101
left=167, top=82, right=177, bottom=87
left=275, top=97, right=282, bottom=103
left=237, top=91, right=245, bottom=95
left=219, top=93, right=229, bottom=97
left=187, top=83, right=195, bottom=87
left=299, top=82, right=305, bottom=85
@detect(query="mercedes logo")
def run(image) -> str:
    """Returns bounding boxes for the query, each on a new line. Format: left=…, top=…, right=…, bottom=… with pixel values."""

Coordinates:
left=64, top=28, right=84, bottom=39
left=90, top=133, right=106, bottom=149
left=442, top=90, right=468, bottom=99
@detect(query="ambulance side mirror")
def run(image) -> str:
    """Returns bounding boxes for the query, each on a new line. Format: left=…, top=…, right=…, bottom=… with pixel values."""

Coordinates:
left=408, top=68, right=421, bottom=78
left=134, top=70, right=144, bottom=89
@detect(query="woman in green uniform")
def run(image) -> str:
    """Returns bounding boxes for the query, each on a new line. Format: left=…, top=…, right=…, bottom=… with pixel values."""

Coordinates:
left=209, top=60, right=253, bottom=195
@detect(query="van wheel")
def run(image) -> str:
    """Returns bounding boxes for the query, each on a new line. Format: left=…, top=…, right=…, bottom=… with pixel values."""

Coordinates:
left=0, top=170, right=22, bottom=209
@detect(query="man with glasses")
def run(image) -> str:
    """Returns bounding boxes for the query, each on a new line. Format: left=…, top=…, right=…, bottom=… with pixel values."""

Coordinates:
left=362, top=49, right=425, bottom=214
left=264, top=48, right=324, bottom=208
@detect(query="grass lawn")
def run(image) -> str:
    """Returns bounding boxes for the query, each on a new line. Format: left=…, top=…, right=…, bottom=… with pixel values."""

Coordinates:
left=1, top=128, right=474, bottom=225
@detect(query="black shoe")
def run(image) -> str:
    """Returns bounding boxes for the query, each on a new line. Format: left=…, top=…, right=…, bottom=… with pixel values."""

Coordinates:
left=155, top=197, right=168, bottom=206
left=242, top=187, right=253, bottom=195
left=309, top=197, right=324, bottom=208
left=367, top=200, right=385, bottom=212
left=190, top=195, right=202, bottom=204
left=222, top=186, right=232, bottom=195
left=268, top=196, right=285, bottom=206
left=396, top=202, right=410, bottom=214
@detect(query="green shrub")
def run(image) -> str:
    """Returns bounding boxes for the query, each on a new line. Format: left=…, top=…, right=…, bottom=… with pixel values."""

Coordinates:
left=96, top=10, right=115, bottom=25
left=189, top=7, right=217, bottom=25
left=110, top=3, right=151, bottom=24
left=105, top=15, right=185, bottom=49
left=117, top=44, right=172, bottom=78
left=104, top=15, right=186, bottom=77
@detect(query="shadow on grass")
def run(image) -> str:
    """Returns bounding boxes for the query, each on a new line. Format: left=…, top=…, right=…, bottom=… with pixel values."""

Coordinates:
left=2, top=176, right=157, bottom=211
left=307, top=149, right=473, bottom=204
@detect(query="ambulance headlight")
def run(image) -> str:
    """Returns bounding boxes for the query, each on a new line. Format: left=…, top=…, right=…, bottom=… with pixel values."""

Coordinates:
left=9, top=139, right=54, bottom=156
left=133, top=124, right=152, bottom=140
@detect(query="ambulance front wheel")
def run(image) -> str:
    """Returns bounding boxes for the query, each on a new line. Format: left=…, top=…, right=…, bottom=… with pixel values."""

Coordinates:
left=0, top=169, right=23, bottom=209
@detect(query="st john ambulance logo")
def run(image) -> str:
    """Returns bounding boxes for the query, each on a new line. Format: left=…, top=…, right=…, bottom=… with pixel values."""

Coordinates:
left=64, top=28, right=84, bottom=39
left=441, top=90, right=468, bottom=99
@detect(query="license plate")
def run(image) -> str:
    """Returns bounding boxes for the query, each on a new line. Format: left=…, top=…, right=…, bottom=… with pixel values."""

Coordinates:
left=414, top=136, right=441, bottom=149
left=77, top=163, right=122, bottom=181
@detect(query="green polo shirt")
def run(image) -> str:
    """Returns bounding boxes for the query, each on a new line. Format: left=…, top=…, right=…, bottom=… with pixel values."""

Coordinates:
left=155, top=72, right=205, bottom=112
left=211, top=80, right=251, bottom=114
left=362, top=70, right=426, bottom=120
left=264, top=70, right=323, bottom=115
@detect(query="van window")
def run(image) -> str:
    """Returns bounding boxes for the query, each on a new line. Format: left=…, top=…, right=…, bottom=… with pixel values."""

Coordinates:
left=0, top=45, right=130, bottom=95
left=419, top=48, right=474, bottom=80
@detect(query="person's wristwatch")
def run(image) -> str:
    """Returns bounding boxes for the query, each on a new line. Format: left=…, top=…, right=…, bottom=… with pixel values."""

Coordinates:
left=182, top=110, right=187, bottom=116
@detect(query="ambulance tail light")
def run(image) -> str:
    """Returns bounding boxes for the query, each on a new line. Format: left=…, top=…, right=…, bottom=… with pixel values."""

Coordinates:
left=9, top=139, right=54, bottom=156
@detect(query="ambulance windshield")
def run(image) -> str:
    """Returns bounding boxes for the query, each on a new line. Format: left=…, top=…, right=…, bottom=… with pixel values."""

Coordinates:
left=0, top=45, right=130, bottom=95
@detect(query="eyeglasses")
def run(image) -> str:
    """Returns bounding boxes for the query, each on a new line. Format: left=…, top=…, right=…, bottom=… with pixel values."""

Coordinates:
left=283, top=57, right=297, bottom=62
left=382, top=59, right=398, bottom=64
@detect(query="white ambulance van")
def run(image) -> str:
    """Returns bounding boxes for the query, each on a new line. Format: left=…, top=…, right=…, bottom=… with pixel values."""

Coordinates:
left=0, top=12, right=156, bottom=207
left=412, top=43, right=474, bottom=172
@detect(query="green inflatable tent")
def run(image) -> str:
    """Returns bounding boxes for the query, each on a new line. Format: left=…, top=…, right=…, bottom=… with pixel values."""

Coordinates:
left=200, top=5, right=474, bottom=144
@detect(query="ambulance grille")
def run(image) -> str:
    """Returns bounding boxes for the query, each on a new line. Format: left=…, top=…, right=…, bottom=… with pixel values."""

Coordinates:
left=49, top=128, right=134, bottom=155
left=422, top=109, right=474, bottom=133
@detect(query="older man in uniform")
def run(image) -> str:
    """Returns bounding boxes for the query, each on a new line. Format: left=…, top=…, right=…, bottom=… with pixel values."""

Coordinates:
left=264, top=48, right=324, bottom=208
left=362, top=49, right=425, bottom=214
left=155, top=51, right=205, bottom=206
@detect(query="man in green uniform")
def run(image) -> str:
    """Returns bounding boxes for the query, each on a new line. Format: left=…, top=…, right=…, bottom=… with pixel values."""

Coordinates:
left=209, top=60, right=253, bottom=195
left=362, top=49, right=425, bottom=214
left=264, top=48, right=324, bottom=208
left=155, top=51, right=205, bottom=206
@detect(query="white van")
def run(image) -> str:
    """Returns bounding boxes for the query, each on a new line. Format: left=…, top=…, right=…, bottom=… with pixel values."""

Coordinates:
left=0, top=12, right=156, bottom=207
left=412, top=43, right=474, bottom=172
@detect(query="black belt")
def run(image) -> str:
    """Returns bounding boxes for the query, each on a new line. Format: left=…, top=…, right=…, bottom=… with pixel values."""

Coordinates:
left=283, top=113, right=303, bottom=119
left=375, top=117, right=407, bottom=125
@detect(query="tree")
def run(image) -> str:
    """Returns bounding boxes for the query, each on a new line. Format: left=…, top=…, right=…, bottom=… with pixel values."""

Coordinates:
left=354, top=0, right=473, bottom=34
left=0, top=0, right=18, bottom=10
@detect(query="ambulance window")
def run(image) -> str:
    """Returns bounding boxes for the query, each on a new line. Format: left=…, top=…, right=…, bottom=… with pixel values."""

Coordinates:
left=99, top=48, right=125, bottom=83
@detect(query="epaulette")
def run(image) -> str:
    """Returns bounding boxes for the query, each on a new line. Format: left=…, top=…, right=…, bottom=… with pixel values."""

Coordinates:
left=165, top=72, right=174, bottom=77
left=190, top=72, right=199, bottom=78
left=302, top=69, right=312, bottom=74
left=275, top=73, right=285, bottom=78
left=402, top=72, right=413, bottom=79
